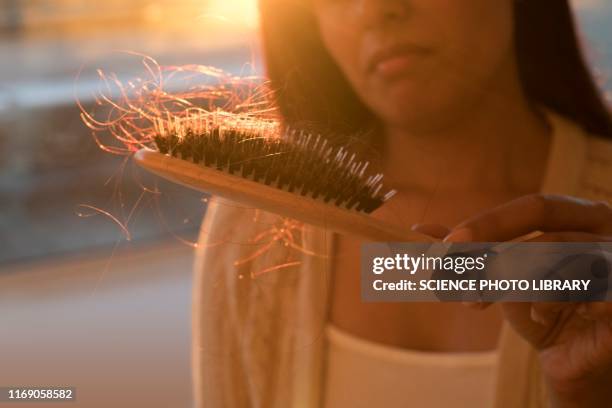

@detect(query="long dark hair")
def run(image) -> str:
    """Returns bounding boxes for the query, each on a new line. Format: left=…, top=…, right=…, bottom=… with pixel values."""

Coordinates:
left=259, top=0, right=612, bottom=139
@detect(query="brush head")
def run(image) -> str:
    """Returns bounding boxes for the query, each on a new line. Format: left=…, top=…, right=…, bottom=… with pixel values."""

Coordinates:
left=151, top=116, right=396, bottom=214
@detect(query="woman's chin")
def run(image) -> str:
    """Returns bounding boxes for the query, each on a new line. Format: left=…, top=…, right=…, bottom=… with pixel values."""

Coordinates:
left=374, top=78, right=426, bottom=109
left=368, top=80, right=463, bottom=131
left=372, top=85, right=429, bottom=122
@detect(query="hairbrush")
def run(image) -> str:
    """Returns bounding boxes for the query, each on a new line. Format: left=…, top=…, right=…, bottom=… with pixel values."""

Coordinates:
left=133, top=115, right=434, bottom=242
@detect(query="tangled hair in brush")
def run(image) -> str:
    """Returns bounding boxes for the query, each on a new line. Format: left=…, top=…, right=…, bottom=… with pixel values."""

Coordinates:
left=152, top=114, right=396, bottom=213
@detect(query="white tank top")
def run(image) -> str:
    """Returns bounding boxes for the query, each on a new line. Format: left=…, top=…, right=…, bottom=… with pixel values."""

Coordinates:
left=324, top=324, right=498, bottom=408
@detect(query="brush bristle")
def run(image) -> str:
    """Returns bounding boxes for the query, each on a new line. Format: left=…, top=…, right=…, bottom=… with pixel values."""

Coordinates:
left=152, top=120, right=396, bottom=214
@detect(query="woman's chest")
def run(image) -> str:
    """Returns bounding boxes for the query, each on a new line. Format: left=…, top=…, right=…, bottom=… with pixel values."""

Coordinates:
left=329, top=190, right=510, bottom=352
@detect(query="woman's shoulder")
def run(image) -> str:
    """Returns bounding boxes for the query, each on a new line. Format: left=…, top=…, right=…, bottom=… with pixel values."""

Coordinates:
left=193, top=197, right=331, bottom=408
left=545, top=110, right=612, bottom=203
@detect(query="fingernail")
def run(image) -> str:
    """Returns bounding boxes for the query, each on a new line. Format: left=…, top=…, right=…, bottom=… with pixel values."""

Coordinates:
left=530, top=307, right=549, bottom=325
left=444, top=228, right=472, bottom=243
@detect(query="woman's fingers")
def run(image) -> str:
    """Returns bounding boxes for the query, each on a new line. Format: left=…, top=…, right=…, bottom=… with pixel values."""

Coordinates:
left=412, top=223, right=485, bottom=308
left=461, top=233, right=610, bottom=311
left=439, top=195, right=612, bottom=345
left=411, top=223, right=450, bottom=239
left=411, top=223, right=493, bottom=309
left=444, top=194, right=612, bottom=242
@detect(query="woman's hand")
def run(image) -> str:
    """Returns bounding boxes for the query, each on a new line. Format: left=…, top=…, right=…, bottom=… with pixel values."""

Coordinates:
left=443, top=194, right=612, bottom=408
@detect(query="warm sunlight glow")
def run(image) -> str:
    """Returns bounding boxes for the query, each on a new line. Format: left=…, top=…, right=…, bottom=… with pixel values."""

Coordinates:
left=205, top=0, right=260, bottom=29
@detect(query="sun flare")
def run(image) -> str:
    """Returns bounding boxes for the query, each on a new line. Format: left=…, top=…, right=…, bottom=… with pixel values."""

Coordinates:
left=204, top=0, right=260, bottom=28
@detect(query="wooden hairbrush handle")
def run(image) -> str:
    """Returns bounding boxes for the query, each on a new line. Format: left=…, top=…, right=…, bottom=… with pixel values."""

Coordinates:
left=134, top=148, right=436, bottom=242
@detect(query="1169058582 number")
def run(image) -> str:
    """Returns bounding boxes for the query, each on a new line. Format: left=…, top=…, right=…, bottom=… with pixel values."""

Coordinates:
left=1, top=387, right=75, bottom=402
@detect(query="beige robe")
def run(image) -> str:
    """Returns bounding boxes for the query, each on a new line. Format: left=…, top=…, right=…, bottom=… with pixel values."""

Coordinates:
left=192, top=111, right=612, bottom=408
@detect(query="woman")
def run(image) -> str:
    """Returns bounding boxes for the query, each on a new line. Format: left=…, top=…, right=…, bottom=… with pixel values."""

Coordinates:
left=193, top=0, right=612, bottom=407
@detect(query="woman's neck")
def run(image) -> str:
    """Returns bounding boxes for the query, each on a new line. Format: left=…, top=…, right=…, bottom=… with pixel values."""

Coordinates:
left=381, top=93, right=552, bottom=197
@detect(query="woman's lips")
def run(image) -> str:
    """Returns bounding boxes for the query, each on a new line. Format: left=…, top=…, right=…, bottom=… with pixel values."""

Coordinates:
left=374, top=54, right=415, bottom=77
left=366, top=44, right=430, bottom=79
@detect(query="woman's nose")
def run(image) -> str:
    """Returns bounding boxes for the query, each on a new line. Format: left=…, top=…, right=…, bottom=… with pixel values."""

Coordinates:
left=354, top=0, right=411, bottom=29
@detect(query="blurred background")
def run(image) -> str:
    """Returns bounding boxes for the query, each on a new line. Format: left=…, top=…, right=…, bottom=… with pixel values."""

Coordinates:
left=0, top=0, right=609, bottom=407
left=0, top=1, right=259, bottom=407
